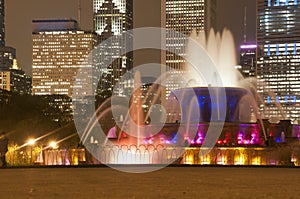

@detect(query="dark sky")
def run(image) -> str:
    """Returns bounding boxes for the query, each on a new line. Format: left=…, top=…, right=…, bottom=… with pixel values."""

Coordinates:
left=5, top=0, right=256, bottom=74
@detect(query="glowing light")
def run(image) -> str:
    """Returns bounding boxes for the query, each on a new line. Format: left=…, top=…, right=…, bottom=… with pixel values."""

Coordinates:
left=217, top=155, right=226, bottom=165
left=269, top=132, right=273, bottom=137
left=27, top=139, right=36, bottom=146
left=49, top=141, right=58, bottom=149
left=200, top=155, right=211, bottom=165
left=252, top=157, right=261, bottom=165
left=149, top=139, right=154, bottom=144
left=184, top=155, right=194, bottom=164
left=244, top=140, right=250, bottom=145
left=196, top=137, right=202, bottom=144
left=240, top=44, right=257, bottom=49
left=234, top=154, right=245, bottom=165
left=237, top=132, right=244, bottom=145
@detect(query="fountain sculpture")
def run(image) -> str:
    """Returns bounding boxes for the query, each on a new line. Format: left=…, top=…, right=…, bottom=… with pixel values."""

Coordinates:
left=77, top=28, right=300, bottom=167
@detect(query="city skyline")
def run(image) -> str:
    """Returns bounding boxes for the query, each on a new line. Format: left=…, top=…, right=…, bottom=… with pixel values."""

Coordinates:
left=257, top=0, right=300, bottom=124
left=5, top=0, right=256, bottom=74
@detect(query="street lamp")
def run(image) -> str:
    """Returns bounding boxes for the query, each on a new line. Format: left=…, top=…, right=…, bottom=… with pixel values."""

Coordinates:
left=27, top=139, right=36, bottom=165
left=48, top=141, right=58, bottom=149
left=27, top=139, right=36, bottom=146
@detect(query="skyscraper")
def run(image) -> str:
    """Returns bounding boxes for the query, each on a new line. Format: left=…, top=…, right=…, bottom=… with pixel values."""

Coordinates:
left=0, top=59, right=31, bottom=95
left=161, top=0, right=217, bottom=97
left=0, top=46, right=15, bottom=71
left=239, top=43, right=257, bottom=78
left=93, top=0, right=133, bottom=96
left=0, top=0, right=5, bottom=47
left=257, top=0, right=300, bottom=123
left=0, top=0, right=16, bottom=71
left=0, top=0, right=29, bottom=94
left=32, top=19, right=97, bottom=97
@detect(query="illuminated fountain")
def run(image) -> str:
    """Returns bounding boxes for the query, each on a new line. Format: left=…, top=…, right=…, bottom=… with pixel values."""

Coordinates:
left=79, top=28, right=300, bottom=166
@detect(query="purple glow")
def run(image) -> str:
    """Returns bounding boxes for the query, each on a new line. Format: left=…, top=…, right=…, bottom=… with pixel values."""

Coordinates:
left=196, top=137, right=202, bottom=144
left=240, top=44, right=257, bottom=49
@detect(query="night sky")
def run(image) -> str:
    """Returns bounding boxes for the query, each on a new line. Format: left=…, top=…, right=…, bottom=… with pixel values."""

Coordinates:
left=5, top=0, right=256, bottom=74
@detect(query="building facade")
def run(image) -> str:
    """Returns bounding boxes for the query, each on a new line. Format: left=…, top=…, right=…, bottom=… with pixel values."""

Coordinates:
left=0, top=60, right=31, bottom=95
left=239, top=43, right=257, bottom=78
left=0, top=3, right=29, bottom=95
left=161, top=0, right=217, bottom=98
left=0, top=0, right=5, bottom=47
left=32, top=19, right=97, bottom=97
left=257, top=0, right=300, bottom=123
left=0, top=0, right=17, bottom=71
left=93, top=0, right=133, bottom=96
left=0, top=46, right=16, bottom=71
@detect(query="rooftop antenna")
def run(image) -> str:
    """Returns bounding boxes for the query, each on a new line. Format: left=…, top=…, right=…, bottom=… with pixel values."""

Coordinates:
left=77, top=0, right=81, bottom=29
left=243, top=5, right=247, bottom=43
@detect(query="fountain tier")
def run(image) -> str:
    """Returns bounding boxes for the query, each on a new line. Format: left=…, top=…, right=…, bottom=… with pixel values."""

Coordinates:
left=168, top=87, right=254, bottom=123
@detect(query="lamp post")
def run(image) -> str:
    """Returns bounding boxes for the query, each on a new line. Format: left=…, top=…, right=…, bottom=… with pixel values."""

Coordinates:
left=27, top=139, right=36, bottom=165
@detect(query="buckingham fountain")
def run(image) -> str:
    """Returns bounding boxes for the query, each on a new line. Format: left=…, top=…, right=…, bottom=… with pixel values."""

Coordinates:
left=75, top=28, right=300, bottom=167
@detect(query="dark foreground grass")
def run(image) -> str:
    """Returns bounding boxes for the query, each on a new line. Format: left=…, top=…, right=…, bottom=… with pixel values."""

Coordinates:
left=0, top=166, right=299, bottom=199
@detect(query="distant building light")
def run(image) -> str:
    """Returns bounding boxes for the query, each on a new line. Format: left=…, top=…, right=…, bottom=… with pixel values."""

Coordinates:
left=267, top=96, right=271, bottom=103
left=267, top=44, right=271, bottom=56
left=240, top=44, right=257, bottom=49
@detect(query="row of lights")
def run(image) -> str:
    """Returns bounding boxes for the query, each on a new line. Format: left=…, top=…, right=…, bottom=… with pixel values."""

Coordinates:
left=26, top=138, right=58, bottom=149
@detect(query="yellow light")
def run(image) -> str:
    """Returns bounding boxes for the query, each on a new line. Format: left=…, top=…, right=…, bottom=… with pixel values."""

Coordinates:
left=252, top=156, right=261, bottom=165
left=49, top=141, right=58, bottom=149
left=184, top=155, right=194, bottom=164
left=27, top=139, right=36, bottom=146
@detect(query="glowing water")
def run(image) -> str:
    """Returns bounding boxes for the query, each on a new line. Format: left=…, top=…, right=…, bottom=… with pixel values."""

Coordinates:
left=184, top=29, right=242, bottom=87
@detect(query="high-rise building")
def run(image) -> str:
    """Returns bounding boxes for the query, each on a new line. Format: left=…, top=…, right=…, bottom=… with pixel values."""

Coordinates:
left=161, top=0, right=217, bottom=98
left=93, top=0, right=133, bottom=96
left=0, top=59, right=31, bottom=95
left=32, top=19, right=97, bottom=97
left=0, top=0, right=30, bottom=95
left=0, top=64, right=31, bottom=95
left=0, top=0, right=5, bottom=47
left=0, top=46, right=16, bottom=71
left=257, top=0, right=300, bottom=123
left=239, top=43, right=257, bottom=78
left=0, top=0, right=17, bottom=71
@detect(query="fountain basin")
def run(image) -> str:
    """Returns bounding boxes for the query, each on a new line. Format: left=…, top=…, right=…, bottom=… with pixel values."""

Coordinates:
left=168, top=87, right=254, bottom=123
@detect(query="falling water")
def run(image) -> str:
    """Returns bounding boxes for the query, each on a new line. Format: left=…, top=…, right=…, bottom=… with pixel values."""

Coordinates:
left=184, top=28, right=241, bottom=87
